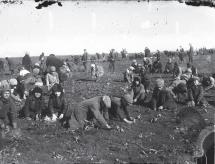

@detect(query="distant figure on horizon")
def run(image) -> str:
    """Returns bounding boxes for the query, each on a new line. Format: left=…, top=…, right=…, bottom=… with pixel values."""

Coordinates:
left=22, top=52, right=32, bottom=71
left=82, top=49, right=88, bottom=72
left=188, top=43, right=194, bottom=63
left=108, top=49, right=116, bottom=72
left=5, top=57, right=15, bottom=75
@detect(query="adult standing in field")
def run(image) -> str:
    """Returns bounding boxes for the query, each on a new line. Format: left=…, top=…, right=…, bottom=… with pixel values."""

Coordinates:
left=108, top=49, right=116, bottom=72
left=144, top=47, right=151, bottom=57
left=38, top=52, right=47, bottom=75
left=188, top=43, right=194, bottom=63
left=179, top=46, right=185, bottom=64
left=82, top=49, right=88, bottom=72
left=22, top=53, right=32, bottom=71
left=121, top=48, right=128, bottom=59
left=0, top=59, right=5, bottom=73
left=5, top=57, right=15, bottom=75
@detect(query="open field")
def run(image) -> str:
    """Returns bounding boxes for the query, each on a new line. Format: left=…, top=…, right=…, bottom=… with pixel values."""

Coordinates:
left=0, top=54, right=215, bottom=164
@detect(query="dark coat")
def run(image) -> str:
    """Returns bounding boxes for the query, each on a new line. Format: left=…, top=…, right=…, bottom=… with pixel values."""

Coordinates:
left=151, top=87, right=176, bottom=110
left=24, top=94, right=46, bottom=118
left=46, top=55, right=64, bottom=71
left=0, top=97, right=17, bottom=126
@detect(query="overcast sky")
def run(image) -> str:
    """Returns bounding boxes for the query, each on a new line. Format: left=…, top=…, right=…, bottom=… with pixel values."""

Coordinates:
left=0, top=1, right=215, bottom=57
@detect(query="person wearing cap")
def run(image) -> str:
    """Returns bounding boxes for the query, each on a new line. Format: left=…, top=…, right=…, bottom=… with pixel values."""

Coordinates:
left=164, top=58, right=173, bottom=74
left=24, top=86, right=46, bottom=120
left=73, top=95, right=112, bottom=130
left=109, top=91, right=134, bottom=124
left=187, top=77, right=207, bottom=107
left=0, top=88, right=17, bottom=131
left=124, top=66, right=134, bottom=83
left=46, top=84, right=67, bottom=122
left=151, top=78, right=176, bottom=111
left=132, top=77, right=146, bottom=105
left=46, top=66, right=59, bottom=91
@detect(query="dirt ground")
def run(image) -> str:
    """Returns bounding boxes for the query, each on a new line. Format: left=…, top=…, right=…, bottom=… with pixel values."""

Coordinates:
left=0, top=55, right=214, bottom=164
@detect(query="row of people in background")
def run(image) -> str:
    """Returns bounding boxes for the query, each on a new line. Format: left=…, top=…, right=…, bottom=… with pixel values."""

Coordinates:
left=123, top=58, right=215, bottom=111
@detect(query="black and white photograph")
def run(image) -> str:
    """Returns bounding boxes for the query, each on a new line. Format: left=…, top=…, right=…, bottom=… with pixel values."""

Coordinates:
left=0, top=0, right=214, bottom=163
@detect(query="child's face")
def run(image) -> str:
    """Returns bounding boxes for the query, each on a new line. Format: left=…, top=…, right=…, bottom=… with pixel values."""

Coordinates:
left=135, top=81, right=140, bottom=85
left=3, top=91, right=10, bottom=99
left=55, top=91, right=61, bottom=97
left=194, top=80, right=199, bottom=85
left=35, top=92, right=41, bottom=98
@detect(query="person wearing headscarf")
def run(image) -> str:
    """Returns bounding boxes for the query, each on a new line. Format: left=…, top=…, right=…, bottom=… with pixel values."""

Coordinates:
left=73, top=95, right=112, bottom=130
left=0, top=88, right=17, bottom=131
left=151, top=78, right=176, bottom=111
left=124, top=66, right=135, bottom=83
left=187, top=77, right=207, bottom=107
left=24, top=87, right=46, bottom=120
left=164, top=58, right=173, bottom=74
left=132, top=77, right=146, bottom=105
left=47, top=84, right=67, bottom=122
left=46, top=66, right=59, bottom=91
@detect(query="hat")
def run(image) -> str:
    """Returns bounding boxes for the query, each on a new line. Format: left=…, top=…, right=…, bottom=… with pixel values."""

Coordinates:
left=132, top=59, right=137, bottom=64
left=122, top=93, right=133, bottom=105
left=177, top=83, right=187, bottom=93
left=155, top=78, right=164, bottom=88
left=186, top=68, right=192, bottom=74
left=9, top=78, right=18, bottom=86
left=35, top=82, right=43, bottom=87
left=129, top=66, right=135, bottom=71
left=50, top=66, right=56, bottom=72
left=51, top=83, right=63, bottom=93
left=134, top=76, right=141, bottom=82
left=32, top=86, right=43, bottom=94
left=33, top=68, right=40, bottom=75
left=102, top=95, right=111, bottom=108
left=34, top=63, right=40, bottom=67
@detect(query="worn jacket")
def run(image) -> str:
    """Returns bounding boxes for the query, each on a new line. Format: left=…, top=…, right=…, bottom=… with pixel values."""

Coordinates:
left=188, top=84, right=204, bottom=103
left=151, top=87, right=176, bottom=110
left=24, top=95, right=46, bottom=117
left=74, top=96, right=109, bottom=127
left=0, top=97, right=16, bottom=125
left=48, top=93, right=67, bottom=115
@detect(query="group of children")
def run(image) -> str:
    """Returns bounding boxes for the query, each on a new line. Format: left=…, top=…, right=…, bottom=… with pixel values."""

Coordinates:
left=0, top=54, right=215, bottom=133
left=124, top=57, right=215, bottom=113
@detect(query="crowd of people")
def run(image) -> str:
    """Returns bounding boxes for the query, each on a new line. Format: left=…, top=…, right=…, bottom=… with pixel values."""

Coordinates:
left=0, top=47, right=214, bottom=134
